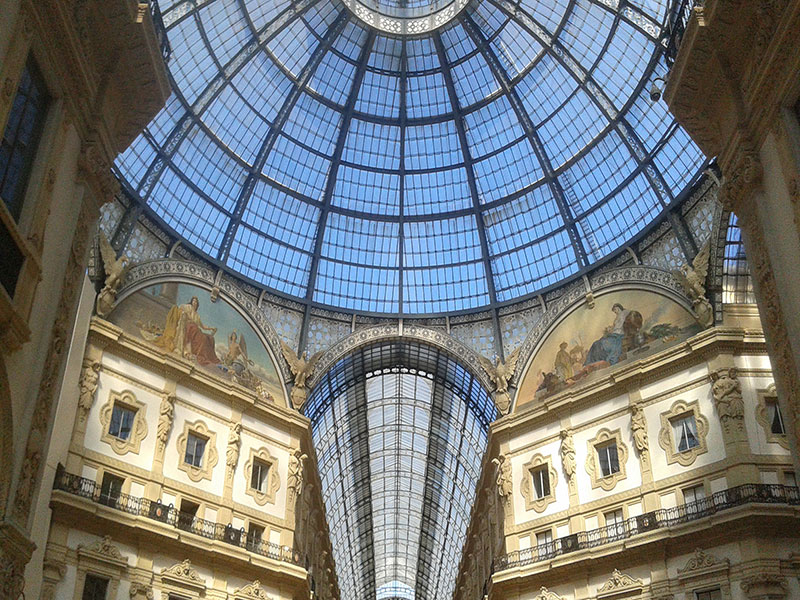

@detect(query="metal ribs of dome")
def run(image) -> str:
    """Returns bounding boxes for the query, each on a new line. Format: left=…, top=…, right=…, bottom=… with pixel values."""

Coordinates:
left=116, top=0, right=706, bottom=317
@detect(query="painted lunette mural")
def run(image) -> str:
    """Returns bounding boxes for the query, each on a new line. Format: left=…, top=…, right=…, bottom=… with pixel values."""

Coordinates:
left=110, top=282, right=284, bottom=404
left=515, top=290, right=701, bottom=409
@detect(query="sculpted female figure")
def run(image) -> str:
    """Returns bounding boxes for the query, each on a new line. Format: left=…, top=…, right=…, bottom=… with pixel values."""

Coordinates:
left=155, top=296, right=218, bottom=365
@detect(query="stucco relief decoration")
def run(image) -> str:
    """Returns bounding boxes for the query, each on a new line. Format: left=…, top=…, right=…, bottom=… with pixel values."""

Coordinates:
left=597, top=569, right=644, bottom=597
left=77, top=536, right=125, bottom=564
left=99, top=390, right=148, bottom=455
left=520, top=453, right=558, bottom=512
left=280, top=340, right=323, bottom=410
left=233, top=579, right=274, bottom=600
left=96, top=232, right=130, bottom=318
left=478, top=347, right=521, bottom=416
left=492, top=453, right=513, bottom=503
left=678, top=548, right=729, bottom=575
left=161, top=559, right=205, bottom=586
left=244, top=446, right=281, bottom=506
left=287, top=448, right=308, bottom=509
left=156, top=393, right=176, bottom=452
left=585, top=428, right=629, bottom=491
left=226, top=422, right=242, bottom=480
left=77, top=359, right=101, bottom=422
left=740, top=574, right=788, bottom=598
left=658, top=399, right=709, bottom=467
left=671, top=241, right=714, bottom=328
left=533, top=587, right=565, bottom=600
left=559, top=429, right=577, bottom=485
left=129, top=581, right=153, bottom=599
left=109, top=280, right=283, bottom=404
left=516, top=286, right=700, bottom=409
left=710, top=368, right=744, bottom=434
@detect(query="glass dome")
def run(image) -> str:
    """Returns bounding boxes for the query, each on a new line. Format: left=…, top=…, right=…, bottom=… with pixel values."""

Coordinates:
left=116, top=0, right=705, bottom=316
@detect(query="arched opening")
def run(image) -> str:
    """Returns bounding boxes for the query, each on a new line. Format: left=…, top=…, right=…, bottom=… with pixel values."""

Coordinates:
left=303, top=340, right=497, bottom=600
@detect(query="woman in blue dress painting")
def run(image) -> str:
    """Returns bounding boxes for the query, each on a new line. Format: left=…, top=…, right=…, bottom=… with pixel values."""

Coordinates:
left=585, top=303, right=630, bottom=367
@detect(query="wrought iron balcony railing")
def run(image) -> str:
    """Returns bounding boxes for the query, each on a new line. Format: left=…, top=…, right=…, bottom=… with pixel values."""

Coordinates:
left=664, top=0, right=704, bottom=66
left=53, top=464, right=302, bottom=566
left=492, top=483, right=800, bottom=572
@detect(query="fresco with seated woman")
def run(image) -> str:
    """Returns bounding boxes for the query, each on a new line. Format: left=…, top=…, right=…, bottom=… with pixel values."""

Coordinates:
left=109, top=282, right=284, bottom=404
left=515, top=289, right=700, bottom=409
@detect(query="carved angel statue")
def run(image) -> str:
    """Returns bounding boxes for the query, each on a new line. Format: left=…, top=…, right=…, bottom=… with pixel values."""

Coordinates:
left=280, top=340, right=323, bottom=410
left=288, top=448, right=308, bottom=501
left=671, top=242, right=714, bottom=328
left=478, top=346, right=521, bottom=416
left=491, top=453, right=513, bottom=500
left=96, top=231, right=129, bottom=318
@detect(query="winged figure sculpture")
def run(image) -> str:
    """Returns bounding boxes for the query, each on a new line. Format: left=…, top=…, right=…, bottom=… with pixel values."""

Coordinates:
left=478, top=346, right=521, bottom=415
left=280, top=340, right=324, bottom=409
left=96, top=231, right=129, bottom=317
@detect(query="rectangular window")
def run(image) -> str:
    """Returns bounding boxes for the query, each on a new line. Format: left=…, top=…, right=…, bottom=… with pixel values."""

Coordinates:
left=673, top=414, right=699, bottom=452
left=0, top=58, right=49, bottom=221
left=683, top=483, right=706, bottom=516
left=605, top=508, right=625, bottom=539
left=535, top=529, right=553, bottom=559
left=251, top=459, right=270, bottom=493
left=184, top=432, right=207, bottom=467
left=785, top=471, right=797, bottom=488
left=695, top=589, right=722, bottom=600
left=247, top=523, right=265, bottom=551
left=98, top=472, right=123, bottom=508
left=597, top=442, right=620, bottom=477
left=81, top=574, right=109, bottom=600
left=531, top=465, right=550, bottom=499
left=108, top=404, right=136, bottom=440
left=177, top=499, right=199, bottom=532
left=766, top=399, right=786, bottom=435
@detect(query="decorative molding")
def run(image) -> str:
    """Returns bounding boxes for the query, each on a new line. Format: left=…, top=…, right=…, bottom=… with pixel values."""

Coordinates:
left=559, top=429, right=576, bottom=486
left=755, top=383, right=790, bottom=450
left=678, top=548, right=729, bottom=578
left=533, top=587, right=565, bottom=600
left=176, top=420, right=218, bottom=483
left=232, top=579, right=273, bottom=600
left=98, top=390, right=149, bottom=455
left=244, top=446, right=281, bottom=506
left=77, top=359, right=101, bottom=423
left=129, top=581, right=153, bottom=599
left=226, top=422, right=242, bottom=480
left=160, top=559, right=206, bottom=593
left=156, top=393, right=176, bottom=453
left=76, top=536, right=127, bottom=568
left=597, top=569, right=644, bottom=598
left=658, top=399, right=709, bottom=467
left=585, top=428, right=629, bottom=491
left=520, top=453, right=558, bottom=513
left=630, top=402, right=649, bottom=457
left=740, top=573, right=787, bottom=598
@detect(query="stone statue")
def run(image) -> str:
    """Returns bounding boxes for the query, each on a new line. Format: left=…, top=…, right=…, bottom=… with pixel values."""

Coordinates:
left=156, top=393, right=176, bottom=451
left=478, top=347, right=521, bottom=416
left=672, top=241, right=714, bottom=328
left=96, top=231, right=129, bottom=318
left=288, top=448, right=308, bottom=501
left=280, top=340, right=323, bottom=410
left=559, top=429, right=576, bottom=481
left=710, top=367, right=744, bottom=433
left=491, top=453, right=513, bottom=501
left=77, top=359, right=101, bottom=422
left=226, top=422, right=242, bottom=472
left=630, top=403, right=649, bottom=455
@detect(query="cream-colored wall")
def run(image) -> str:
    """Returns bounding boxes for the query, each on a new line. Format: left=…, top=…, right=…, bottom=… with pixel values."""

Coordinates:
left=511, top=437, right=569, bottom=525
left=232, top=430, right=290, bottom=519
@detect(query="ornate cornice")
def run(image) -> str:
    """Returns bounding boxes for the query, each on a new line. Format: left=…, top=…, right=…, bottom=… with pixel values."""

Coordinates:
left=160, top=559, right=205, bottom=590
left=532, top=587, right=565, bottom=600
left=77, top=535, right=127, bottom=567
left=233, top=580, right=273, bottom=600
left=677, top=548, right=729, bottom=579
left=597, top=569, right=644, bottom=598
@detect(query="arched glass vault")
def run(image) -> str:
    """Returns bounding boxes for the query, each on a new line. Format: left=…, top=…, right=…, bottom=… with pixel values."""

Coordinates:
left=116, top=0, right=707, bottom=316
left=303, top=341, right=497, bottom=600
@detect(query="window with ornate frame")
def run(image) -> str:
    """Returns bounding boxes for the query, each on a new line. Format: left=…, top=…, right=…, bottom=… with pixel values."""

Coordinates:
left=244, top=447, right=281, bottom=506
left=520, top=453, right=558, bottom=512
left=658, top=400, right=709, bottom=466
left=756, top=384, right=789, bottom=450
left=176, top=420, right=218, bottom=482
left=99, top=390, right=148, bottom=455
left=585, top=428, right=628, bottom=491
left=72, top=536, right=127, bottom=600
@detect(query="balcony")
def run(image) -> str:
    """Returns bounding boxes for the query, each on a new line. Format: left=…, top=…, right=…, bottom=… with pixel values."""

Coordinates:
left=493, top=483, right=800, bottom=572
left=52, top=465, right=301, bottom=566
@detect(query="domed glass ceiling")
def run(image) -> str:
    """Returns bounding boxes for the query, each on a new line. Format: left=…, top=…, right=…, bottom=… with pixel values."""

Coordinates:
left=116, top=0, right=705, bottom=316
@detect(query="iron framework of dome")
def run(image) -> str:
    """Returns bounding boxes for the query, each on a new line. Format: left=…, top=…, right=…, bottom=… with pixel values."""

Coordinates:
left=116, top=0, right=706, bottom=317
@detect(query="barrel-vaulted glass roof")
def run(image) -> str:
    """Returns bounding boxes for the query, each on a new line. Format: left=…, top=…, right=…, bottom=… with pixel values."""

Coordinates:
left=116, top=0, right=705, bottom=316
